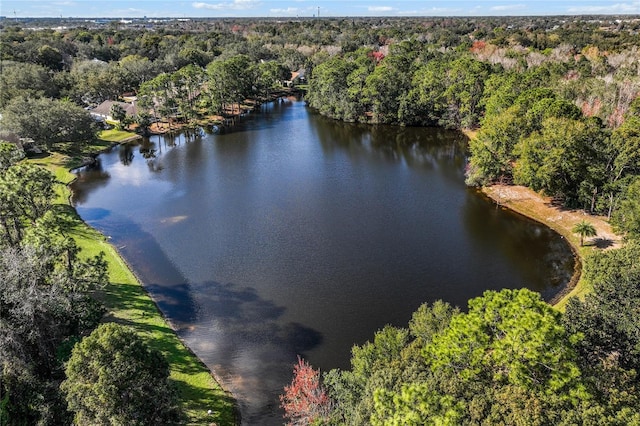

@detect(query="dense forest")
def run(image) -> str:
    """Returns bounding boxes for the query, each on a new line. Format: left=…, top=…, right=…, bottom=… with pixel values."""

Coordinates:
left=1, top=15, right=640, bottom=425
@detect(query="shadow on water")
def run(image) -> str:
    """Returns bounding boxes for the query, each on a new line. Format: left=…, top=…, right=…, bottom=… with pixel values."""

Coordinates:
left=462, top=191, right=574, bottom=301
left=71, top=160, right=111, bottom=205
left=309, top=112, right=468, bottom=178
left=79, top=206, right=322, bottom=424
left=207, top=97, right=299, bottom=137
left=101, top=276, right=237, bottom=425
left=177, top=279, right=324, bottom=424
left=72, top=99, right=576, bottom=425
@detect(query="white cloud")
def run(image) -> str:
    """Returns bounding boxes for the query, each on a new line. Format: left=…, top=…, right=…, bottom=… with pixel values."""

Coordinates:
left=430, top=7, right=464, bottom=13
left=270, top=7, right=301, bottom=14
left=396, top=7, right=463, bottom=15
left=567, top=2, right=640, bottom=14
left=368, top=6, right=394, bottom=12
left=490, top=4, right=527, bottom=11
left=193, top=0, right=260, bottom=11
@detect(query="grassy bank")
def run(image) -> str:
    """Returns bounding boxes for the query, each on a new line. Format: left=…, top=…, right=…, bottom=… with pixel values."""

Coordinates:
left=481, top=185, right=622, bottom=311
left=32, top=149, right=237, bottom=425
left=97, top=128, right=143, bottom=143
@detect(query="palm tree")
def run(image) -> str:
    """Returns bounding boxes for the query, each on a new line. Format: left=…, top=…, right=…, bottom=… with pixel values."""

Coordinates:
left=572, top=220, right=597, bottom=247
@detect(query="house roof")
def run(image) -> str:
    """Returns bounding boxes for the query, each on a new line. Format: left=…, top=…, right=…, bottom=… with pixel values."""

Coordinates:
left=90, top=100, right=139, bottom=118
left=290, top=68, right=306, bottom=81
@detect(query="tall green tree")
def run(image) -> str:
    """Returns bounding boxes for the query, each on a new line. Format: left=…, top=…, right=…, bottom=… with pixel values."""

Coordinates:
left=0, top=142, right=24, bottom=172
left=314, top=289, right=604, bottom=426
left=139, top=73, right=175, bottom=125
left=411, top=56, right=490, bottom=129
left=426, top=289, right=584, bottom=397
left=0, top=241, right=107, bottom=424
left=110, top=103, right=127, bottom=129
left=61, top=323, right=181, bottom=426
left=172, top=64, right=205, bottom=126
left=0, top=61, right=59, bottom=108
left=572, top=220, right=597, bottom=246
left=255, top=60, right=289, bottom=101
left=514, top=117, right=606, bottom=207
left=0, top=97, right=96, bottom=150
left=362, top=59, right=409, bottom=124
left=0, top=162, right=57, bottom=245
left=611, top=176, right=640, bottom=240
left=204, top=55, right=254, bottom=116
left=306, top=57, right=358, bottom=121
left=605, top=115, right=640, bottom=218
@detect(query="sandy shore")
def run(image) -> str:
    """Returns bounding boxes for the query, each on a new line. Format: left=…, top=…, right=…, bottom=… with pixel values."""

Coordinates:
left=481, top=184, right=623, bottom=307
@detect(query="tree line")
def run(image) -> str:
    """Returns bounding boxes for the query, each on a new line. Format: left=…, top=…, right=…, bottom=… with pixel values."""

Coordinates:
left=0, top=143, right=182, bottom=424
left=281, top=247, right=640, bottom=424
left=275, top=16, right=640, bottom=426
left=1, top=15, right=640, bottom=425
left=304, top=31, right=640, bottom=232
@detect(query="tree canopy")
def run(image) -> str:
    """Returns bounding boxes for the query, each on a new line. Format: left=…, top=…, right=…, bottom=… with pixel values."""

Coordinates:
left=61, top=323, right=181, bottom=425
left=0, top=97, right=96, bottom=150
left=283, top=288, right=640, bottom=425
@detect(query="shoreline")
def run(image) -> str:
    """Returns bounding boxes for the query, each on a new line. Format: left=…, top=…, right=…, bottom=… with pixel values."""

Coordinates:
left=480, top=184, right=622, bottom=309
left=97, top=234, right=242, bottom=424
left=34, top=153, right=239, bottom=425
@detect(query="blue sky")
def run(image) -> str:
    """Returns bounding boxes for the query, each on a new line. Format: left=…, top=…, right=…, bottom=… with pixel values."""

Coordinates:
left=2, top=0, right=639, bottom=18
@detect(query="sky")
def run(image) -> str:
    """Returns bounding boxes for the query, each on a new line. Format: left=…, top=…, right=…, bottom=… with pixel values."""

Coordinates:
left=1, top=0, right=639, bottom=19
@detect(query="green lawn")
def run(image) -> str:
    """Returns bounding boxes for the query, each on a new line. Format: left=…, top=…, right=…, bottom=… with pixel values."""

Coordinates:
left=33, top=153, right=237, bottom=425
left=98, top=128, right=141, bottom=143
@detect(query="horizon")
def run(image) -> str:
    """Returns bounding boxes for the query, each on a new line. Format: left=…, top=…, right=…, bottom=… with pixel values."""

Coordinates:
left=2, top=1, right=639, bottom=19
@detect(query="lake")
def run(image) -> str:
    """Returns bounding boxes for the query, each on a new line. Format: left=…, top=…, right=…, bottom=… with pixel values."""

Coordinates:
left=71, top=98, right=574, bottom=424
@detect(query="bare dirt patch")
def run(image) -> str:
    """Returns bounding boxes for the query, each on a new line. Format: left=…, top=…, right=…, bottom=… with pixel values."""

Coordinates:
left=482, top=184, right=622, bottom=250
left=481, top=184, right=623, bottom=307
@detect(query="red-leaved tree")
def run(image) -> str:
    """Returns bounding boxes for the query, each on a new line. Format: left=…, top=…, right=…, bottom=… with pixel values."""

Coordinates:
left=280, top=356, right=332, bottom=425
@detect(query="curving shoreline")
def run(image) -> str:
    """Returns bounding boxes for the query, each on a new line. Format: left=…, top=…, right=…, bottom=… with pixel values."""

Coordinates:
left=480, top=184, right=622, bottom=309
left=34, top=152, right=239, bottom=425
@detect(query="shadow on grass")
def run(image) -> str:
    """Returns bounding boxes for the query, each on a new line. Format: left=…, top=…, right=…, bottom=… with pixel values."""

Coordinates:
left=591, top=237, right=614, bottom=249
left=100, top=280, right=239, bottom=425
left=76, top=211, right=322, bottom=424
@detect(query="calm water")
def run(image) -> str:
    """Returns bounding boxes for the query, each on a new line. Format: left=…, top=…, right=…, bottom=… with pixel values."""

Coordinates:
left=72, top=99, right=573, bottom=424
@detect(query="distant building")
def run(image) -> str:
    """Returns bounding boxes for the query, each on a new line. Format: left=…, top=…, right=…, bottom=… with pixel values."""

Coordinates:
left=90, top=100, right=139, bottom=122
left=286, top=69, right=306, bottom=87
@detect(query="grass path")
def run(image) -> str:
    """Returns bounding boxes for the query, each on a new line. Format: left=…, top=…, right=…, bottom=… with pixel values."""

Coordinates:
left=32, top=151, right=237, bottom=425
left=481, top=184, right=623, bottom=310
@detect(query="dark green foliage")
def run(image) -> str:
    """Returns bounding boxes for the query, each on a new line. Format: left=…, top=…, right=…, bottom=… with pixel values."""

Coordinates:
left=612, top=177, right=640, bottom=239
left=110, top=102, right=127, bottom=124
left=0, top=142, right=24, bottom=172
left=0, top=243, right=107, bottom=424
left=306, top=57, right=359, bottom=122
left=306, top=50, right=491, bottom=127
left=0, top=62, right=60, bottom=108
left=565, top=244, right=640, bottom=370
left=321, top=301, right=457, bottom=424
left=0, top=162, right=57, bottom=246
left=310, top=288, right=640, bottom=425
left=203, top=55, right=256, bottom=116
left=514, top=117, right=607, bottom=207
left=0, top=97, right=96, bottom=150
left=0, top=160, right=108, bottom=424
left=61, top=323, right=181, bottom=425
left=410, top=56, right=491, bottom=129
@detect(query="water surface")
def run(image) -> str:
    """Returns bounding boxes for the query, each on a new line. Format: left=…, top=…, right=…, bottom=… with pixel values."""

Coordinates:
left=72, top=99, right=573, bottom=424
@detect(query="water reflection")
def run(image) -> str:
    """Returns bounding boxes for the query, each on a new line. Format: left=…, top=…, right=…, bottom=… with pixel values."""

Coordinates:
left=462, top=190, right=572, bottom=298
left=71, top=160, right=110, bottom=205
left=71, top=99, right=574, bottom=425
left=118, top=143, right=135, bottom=166
left=181, top=279, right=323, bottom=423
